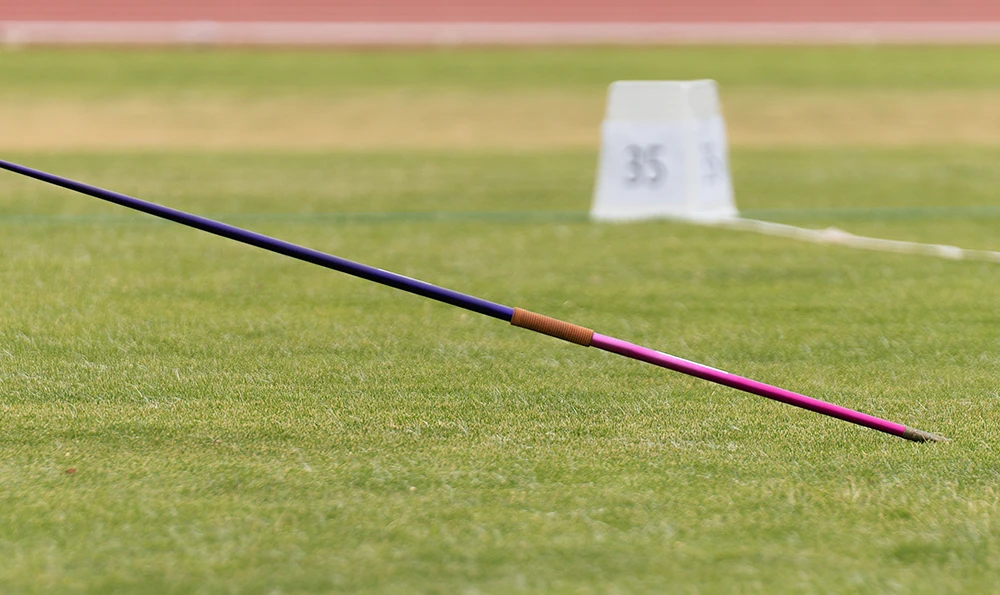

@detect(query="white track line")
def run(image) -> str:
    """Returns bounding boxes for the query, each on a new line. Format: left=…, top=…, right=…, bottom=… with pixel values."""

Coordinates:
left=5, top=21, right=1000, bottom=46
left=703, top=217, right=1000, bottom=263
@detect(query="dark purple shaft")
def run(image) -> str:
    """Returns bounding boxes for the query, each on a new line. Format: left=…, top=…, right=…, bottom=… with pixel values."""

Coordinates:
left=0, top=159, right=512, bottom=321
left=0, top=158, right=945, bottom=442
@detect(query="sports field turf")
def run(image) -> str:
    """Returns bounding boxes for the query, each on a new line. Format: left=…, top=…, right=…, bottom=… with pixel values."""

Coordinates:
left=2, top=48, right=1000, bottom=592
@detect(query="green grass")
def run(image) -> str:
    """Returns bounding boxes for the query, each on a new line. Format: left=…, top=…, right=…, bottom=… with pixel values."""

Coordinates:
left=3, top=48, right=1000, bottom=593
left=5, top=46, right=1000, bottom=97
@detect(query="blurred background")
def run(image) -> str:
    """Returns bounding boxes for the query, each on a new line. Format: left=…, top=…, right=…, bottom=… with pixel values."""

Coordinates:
left=2, top=0, right=1000, bottom=45
left=3, top=1, right=1000, bottom=155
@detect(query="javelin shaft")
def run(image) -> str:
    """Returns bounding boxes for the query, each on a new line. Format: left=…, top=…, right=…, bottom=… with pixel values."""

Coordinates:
left=589, top=334, right=939, bottom=441
left=0, top=158, right=944, bottom=442
left=0, top=159, right=512, bottom=321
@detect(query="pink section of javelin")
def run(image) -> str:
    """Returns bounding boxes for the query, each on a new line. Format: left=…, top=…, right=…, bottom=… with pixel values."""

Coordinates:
left=590, top=333, right=906, bottom=438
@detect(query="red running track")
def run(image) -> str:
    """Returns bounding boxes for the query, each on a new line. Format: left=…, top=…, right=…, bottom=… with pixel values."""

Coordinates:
left=4, top=0, right=1000, bottom=23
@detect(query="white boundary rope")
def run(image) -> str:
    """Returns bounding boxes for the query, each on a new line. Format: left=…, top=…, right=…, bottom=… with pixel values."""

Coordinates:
left=701, top=217, right=1000, bottom=264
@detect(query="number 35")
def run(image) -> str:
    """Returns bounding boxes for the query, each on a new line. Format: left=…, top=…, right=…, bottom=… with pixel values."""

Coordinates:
left=624, top=144, right=667, bottom=187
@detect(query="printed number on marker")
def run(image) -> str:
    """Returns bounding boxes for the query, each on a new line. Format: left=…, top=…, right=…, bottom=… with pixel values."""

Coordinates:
left=701, top=141, right=726, bottom=184
left=624, top=144, right=667, bottom=187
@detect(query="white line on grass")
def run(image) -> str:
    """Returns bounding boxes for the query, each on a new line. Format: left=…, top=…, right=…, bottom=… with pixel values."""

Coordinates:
left=705, top=217, right=1000, bottom=263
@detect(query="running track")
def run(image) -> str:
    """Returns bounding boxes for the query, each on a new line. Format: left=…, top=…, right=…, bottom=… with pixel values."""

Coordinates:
left=2, top=0, right=999, bottom=44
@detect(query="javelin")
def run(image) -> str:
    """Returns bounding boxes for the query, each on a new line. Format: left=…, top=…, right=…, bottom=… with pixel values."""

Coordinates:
left=0, top=158, right=946, bottom=443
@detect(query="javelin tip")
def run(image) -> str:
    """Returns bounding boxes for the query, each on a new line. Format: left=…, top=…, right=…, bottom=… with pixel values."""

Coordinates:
left=901, top=427, right=949, bottom=443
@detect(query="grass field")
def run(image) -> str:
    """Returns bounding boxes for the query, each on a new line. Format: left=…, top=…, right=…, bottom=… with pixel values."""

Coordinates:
left=2, top=48, right=1000, bottom=593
